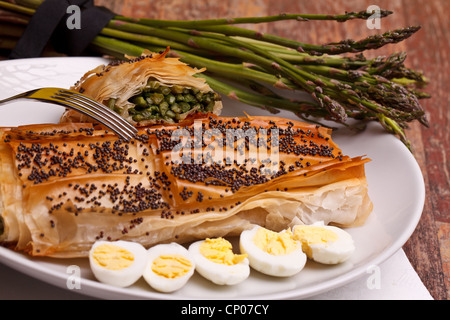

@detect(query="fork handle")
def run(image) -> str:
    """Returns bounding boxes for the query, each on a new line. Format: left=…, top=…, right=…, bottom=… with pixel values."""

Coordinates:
left=0, top=89, right=40, bottom=106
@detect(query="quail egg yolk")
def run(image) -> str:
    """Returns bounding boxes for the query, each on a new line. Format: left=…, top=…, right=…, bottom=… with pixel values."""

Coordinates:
left=293, top=225, right=338, bottom=254
left=199, top=237, right=247, bottom=265
left=92, top=243, right=135, bottom=270
left=151, top=255, right=193, bottom=279
left=253, top=228, right=298, bottom=256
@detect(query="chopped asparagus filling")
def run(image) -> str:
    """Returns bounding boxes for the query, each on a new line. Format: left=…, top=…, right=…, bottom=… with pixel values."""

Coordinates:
left=118, top=78, right=220, bottom=123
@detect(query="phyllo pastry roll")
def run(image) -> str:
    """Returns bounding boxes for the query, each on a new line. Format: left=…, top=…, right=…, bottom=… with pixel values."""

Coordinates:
left=0, top=115, right=372, bottom=258
left=60, top=48, right=222, bottom=126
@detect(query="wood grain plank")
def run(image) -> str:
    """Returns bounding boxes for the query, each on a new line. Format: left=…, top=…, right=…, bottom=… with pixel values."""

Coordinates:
left=400, top=0, right=449, bottom=300
left=437, top=221, right=450, bottom=298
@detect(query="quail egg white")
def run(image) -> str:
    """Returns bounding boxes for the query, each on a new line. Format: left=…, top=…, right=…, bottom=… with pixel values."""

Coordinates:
left=188, top=237, right=250, bottom=285
left=143, top=243, right=195, bottom=293
left=292, top=221, right=355, bottom=264
left=89, top=240, right=147, bottom=287
left=239, top=226, right=306, bottom=277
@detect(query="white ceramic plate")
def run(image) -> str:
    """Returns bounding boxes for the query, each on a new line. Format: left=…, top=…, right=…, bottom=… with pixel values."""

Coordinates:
left=0, top=57, right=425, bottom=300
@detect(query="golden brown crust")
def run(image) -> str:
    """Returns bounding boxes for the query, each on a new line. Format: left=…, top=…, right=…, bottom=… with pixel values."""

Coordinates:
left=59, top=48, right=222, bottom=126
left=0, top=115, right=372, bottom=257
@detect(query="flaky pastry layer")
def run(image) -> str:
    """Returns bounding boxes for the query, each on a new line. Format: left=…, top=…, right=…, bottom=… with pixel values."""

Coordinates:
left=0, top=115, right=371, bottom=257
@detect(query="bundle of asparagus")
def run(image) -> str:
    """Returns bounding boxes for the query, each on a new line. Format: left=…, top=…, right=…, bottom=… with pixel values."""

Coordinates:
left=0, top=0, right=429, bottom=150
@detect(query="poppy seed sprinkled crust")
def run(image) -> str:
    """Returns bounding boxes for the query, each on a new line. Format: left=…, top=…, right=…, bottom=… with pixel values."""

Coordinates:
left=0, top=114, right=371, bottom=258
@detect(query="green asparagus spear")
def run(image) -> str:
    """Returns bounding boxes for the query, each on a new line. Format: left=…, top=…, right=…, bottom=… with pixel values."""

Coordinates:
left=0, top=0, right=430, bottom=150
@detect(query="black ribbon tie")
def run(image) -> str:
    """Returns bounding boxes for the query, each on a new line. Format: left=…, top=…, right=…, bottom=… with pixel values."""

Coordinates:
left=9, top=0, right=115, bottom=59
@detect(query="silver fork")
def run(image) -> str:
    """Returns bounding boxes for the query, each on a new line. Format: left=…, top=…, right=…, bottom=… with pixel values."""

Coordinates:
left=0, top=87, right=138, bottom=141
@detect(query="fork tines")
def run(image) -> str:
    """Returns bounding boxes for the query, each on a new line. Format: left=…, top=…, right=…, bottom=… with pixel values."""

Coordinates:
left=51, top=89, right=138, bottom=141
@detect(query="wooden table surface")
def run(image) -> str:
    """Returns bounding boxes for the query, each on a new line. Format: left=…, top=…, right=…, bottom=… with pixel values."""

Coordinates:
left=1, top=0, right=448, bottom=300
left=97, top=0, right=449, bottom=300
